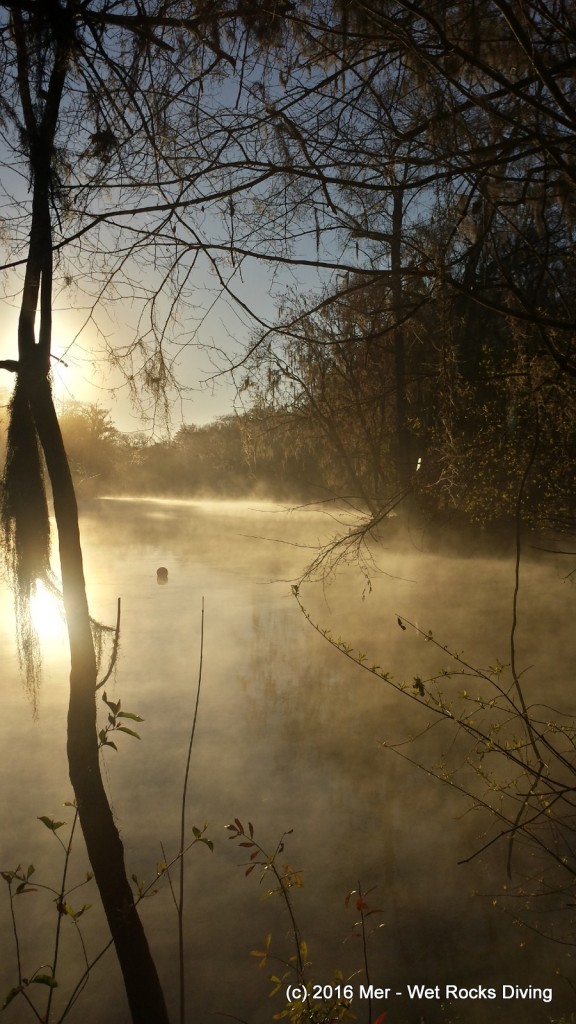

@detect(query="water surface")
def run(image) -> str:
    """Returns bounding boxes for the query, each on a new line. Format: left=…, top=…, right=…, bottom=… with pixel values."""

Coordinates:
left=0, top=499, right=573, bottom=1023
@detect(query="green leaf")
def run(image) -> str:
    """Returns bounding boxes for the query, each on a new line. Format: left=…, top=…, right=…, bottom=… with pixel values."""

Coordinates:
left=37, top=816, right=65, bottom=831
left=70, top=903, right=92, bottom=920
left=31, top=975, right=58, bottom=989
left=2, top=985, right=22, bottom=1010
left=102, top=692, right=120, bottom=715
left=115, top=726, right=141, bottom=739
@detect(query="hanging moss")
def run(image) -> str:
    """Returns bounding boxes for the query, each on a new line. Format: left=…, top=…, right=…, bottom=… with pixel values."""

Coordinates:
left=1, top=378, right=51, bottom=587
left=0, top=378, right=51, bottom=707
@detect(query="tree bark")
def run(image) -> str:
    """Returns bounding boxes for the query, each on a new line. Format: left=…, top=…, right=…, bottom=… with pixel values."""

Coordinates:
left=30, top=377, right=170, bottom=1024
left=7, top=7, right=170, bottom=1019
left=390, top=189, right=411, bottom=493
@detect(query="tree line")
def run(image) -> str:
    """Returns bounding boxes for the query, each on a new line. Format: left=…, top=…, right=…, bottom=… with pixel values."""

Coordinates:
left=15, top=375, right=570, bottom=540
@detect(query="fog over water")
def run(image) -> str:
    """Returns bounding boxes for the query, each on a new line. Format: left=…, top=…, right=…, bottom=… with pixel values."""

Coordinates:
left=0, top=498, right=573, bottom=1024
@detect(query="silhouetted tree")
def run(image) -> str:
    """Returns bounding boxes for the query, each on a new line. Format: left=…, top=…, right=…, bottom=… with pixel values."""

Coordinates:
left=0, top=2, right=296, bottom=1020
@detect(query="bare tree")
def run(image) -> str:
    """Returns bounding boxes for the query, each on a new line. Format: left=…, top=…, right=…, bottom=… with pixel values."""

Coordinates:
left=0, top=2, right=296, bottom=1019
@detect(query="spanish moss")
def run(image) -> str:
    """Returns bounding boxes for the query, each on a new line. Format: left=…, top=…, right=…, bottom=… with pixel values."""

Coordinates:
left=1, top=378, right=51, bottom=705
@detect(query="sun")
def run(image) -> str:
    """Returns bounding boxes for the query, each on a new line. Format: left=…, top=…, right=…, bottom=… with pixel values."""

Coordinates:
left=29, top=580, right=66, bottom=643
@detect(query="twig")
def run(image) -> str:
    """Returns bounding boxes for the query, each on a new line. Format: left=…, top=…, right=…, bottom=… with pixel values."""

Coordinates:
left=178, top=598, right=205, bottom=1024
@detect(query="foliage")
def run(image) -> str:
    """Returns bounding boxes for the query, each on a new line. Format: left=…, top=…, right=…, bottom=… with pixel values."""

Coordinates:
left=1, top=681, right=213, bottom=1022
left=227, top=820, right=364, bottom=1024
left=293, top=589, right=576, bottom=954
left=1, top=806, right=95, bottom=1022
left=58, top=404, right=122, bottom=496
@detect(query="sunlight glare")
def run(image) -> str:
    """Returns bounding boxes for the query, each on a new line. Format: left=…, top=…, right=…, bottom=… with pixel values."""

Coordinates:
left=30, top=580, right=66, bottom=643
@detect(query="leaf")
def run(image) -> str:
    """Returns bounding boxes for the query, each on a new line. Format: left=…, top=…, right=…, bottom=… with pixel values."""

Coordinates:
left=117, top=711, right=144, bottom=722
left=31, top=975, right=58, bottom=989
left=102, top=692, right=120, bottom=715
left=70, top=903, right=92, bottom=920
left=1, top=986, right=22, bottom=1010
left=115, top=726, right=141, bottom=739
left=245, top=864, right=257, bottom=876
left=37, top=816, right=66, bottom=832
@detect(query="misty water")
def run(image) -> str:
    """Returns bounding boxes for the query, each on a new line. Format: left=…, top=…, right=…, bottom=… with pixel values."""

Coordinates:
left=0, top=498, right=574, bottom=1024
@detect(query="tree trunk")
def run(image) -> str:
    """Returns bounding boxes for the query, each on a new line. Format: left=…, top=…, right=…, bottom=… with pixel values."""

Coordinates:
left=30, top=376, right=170, bottom=1024
left=390, top=189, right=411, bottom=493
left=7, top=9, right=171, bottom=1015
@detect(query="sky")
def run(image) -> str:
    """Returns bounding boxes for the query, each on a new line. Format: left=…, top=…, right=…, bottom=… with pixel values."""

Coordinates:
left=0, top=52, right=272, bottom=436
left=0, top=216, right=333, bottom=436
left=0, top=15, right=361, bottom=437
left=0, top=255, right=275, bottom=436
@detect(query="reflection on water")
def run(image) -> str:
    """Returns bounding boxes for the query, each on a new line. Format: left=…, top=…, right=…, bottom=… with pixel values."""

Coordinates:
left=0, top=498, right=573, bottom=1023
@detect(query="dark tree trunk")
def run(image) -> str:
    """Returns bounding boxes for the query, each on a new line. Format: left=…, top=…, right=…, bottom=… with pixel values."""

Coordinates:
left=390, top=189, right=411, bottom=493
left=5, top=8, right=170, bottom=1020
left=30, top=378, right=170, bottom=1024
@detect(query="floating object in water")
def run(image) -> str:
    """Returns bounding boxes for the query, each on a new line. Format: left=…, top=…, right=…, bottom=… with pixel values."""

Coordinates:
left=156, top=566, right=169, bottom=584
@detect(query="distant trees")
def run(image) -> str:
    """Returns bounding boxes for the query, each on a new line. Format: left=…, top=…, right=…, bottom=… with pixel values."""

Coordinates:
left=59, top=402, right=122, bottom=494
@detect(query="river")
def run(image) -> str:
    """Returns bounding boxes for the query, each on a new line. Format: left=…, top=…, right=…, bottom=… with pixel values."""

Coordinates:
left=0, top=498, right=573, bottom=1024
